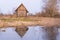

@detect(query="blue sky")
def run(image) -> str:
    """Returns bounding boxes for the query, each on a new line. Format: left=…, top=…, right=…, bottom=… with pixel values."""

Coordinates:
left=0, top=0, right=46, bottom=14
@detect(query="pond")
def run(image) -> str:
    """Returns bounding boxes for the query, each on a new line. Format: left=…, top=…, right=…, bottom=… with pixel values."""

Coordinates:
left=0, top=26, right=60, bottom=40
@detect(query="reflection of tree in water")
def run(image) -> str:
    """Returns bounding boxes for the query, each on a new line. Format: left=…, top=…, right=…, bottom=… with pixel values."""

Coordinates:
left=44, top=27, right=58, bottom=40
left=16, top=26, right=28, bottom=37
left=15, top=26, right=58, bottom=40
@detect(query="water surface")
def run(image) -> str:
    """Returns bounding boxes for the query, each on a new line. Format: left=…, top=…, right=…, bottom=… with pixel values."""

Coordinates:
left=0, top=26, right=59, bottom=40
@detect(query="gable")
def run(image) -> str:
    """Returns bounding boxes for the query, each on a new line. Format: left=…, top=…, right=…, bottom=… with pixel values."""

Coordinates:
left=19, top=4, right=27, bottom=11
left=15, top=4, right=28, bottom=12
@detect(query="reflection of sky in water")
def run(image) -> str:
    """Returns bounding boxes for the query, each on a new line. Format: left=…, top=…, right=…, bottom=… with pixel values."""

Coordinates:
left=23, top=26, right=49, bottom=40
left=0, top=27, right=21, bottom=40
left=56, top=28, right=60, bottom=40
left=1, top=26, right=59, bottom=40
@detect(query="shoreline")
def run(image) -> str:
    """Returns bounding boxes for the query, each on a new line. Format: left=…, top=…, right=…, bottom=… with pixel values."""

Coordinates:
left=0, top=17, right=60, bottom=28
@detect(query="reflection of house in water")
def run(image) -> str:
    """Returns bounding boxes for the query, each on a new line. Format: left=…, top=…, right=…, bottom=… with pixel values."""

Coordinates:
left=15, top=3, right=28, bottom=17
left=16, top=26, right=28, bottom=37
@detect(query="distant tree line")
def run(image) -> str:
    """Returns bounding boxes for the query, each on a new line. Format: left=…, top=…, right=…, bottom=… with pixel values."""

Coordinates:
left=34, top=0, right=60, bottom=18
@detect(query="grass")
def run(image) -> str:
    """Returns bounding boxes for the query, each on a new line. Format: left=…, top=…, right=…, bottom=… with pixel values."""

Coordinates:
left=0, top=17, right=34, bottom=22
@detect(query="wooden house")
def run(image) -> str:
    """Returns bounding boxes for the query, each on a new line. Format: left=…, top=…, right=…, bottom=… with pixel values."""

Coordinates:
left=15, top=3, right=28, bottom=17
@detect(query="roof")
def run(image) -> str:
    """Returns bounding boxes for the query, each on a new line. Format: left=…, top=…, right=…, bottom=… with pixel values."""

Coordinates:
left=15, top=3, right=28, bottom=12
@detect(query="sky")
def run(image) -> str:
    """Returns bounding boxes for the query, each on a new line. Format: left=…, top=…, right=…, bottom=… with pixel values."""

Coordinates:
left=0, top=0, right=60, bottom=14
left=0, top=0, right=46, bottom=14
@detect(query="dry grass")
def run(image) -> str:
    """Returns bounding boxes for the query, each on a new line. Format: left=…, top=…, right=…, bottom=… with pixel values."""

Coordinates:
left=0, top=17, right=60, bottom=28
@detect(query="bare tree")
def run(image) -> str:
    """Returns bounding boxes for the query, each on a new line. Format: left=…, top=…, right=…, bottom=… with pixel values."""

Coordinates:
left=43, top=0, right=58, bottom=17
